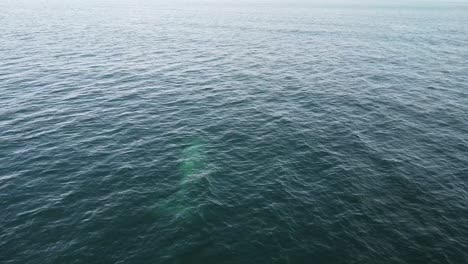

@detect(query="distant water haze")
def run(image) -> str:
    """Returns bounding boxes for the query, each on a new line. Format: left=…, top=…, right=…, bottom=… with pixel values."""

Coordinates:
left=6, top=0, right=468, bottom=7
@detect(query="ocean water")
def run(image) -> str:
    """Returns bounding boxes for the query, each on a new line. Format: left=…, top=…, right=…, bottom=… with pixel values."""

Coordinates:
left=1, top=1, right=468, bottom=263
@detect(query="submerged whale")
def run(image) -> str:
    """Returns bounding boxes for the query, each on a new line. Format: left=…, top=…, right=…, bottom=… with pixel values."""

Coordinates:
left=153, top=139, right=208, bottom=219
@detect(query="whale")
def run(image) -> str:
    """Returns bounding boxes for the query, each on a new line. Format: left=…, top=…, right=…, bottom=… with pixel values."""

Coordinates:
left=153, top=139, right=208, bottom=220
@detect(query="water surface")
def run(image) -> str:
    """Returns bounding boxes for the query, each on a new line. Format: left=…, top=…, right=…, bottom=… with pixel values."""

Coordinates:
left=1, top=1, right=468, bottom=263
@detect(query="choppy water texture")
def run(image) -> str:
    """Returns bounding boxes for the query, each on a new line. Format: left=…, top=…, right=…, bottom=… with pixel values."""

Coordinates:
left=1, top=1, right=468, bottom=263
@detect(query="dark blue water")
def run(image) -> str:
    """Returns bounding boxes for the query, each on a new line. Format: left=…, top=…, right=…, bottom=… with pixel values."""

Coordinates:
left=1, top=1, right=468, bottom=263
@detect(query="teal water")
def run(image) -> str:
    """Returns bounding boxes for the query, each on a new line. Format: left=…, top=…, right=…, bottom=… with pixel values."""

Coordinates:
left=1, top=1, right=468, bottom=263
